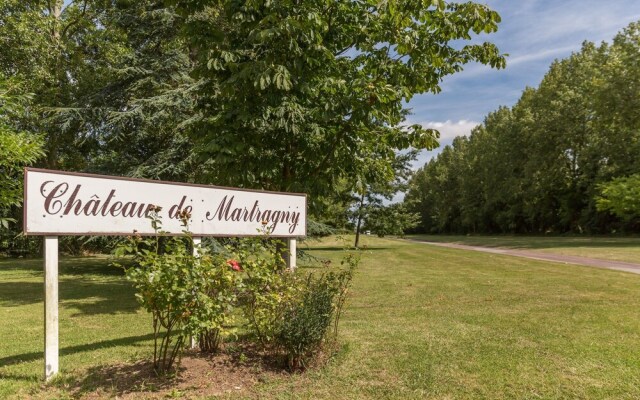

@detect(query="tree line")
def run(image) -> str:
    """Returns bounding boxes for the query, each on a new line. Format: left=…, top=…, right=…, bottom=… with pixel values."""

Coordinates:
left=405, top=22, right=640, bottom=234
left=0, top=0, right=506, bottom=248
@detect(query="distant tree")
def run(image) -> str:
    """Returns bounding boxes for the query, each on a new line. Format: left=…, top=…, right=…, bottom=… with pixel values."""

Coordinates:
left=353, top=150, right=418, bottom=247
left=596, top=174, right=640, bottom=222
left=405, top=136, right=474, bottom=233
left=362, top=203, right=420, bottom=238
left=406, top=20, right=640, bottom=234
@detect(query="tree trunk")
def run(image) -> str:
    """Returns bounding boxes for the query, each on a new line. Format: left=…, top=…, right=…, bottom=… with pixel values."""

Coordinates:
left=46, top=0, right=64, bottom=170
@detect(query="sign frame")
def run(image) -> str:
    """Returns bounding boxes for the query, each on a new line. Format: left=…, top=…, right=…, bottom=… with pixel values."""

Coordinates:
left=24, top=167, right=307, bottom=237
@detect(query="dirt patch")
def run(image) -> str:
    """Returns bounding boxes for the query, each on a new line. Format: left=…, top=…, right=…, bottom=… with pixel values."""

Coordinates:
left=53, top=343, right=294, bottom=399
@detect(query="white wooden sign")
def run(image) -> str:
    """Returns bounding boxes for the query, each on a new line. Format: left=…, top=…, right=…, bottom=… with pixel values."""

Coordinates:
left=24, top=168, right=306, bottom=237
left=23, top=168, right=305, bottom=381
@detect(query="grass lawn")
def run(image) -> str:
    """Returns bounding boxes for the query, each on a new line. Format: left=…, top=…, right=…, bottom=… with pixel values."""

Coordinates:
left=409, top=234, right=640, bottom=264
left=0, top=256, right=153, bottom=399
left=2, top=236, right=640, bottom=398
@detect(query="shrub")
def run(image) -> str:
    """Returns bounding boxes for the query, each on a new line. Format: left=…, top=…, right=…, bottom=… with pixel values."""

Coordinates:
left=115, top=208, right=359, bottom=374
left=114, top=208, right=239, bottom=373
left=235, top=236, right=296, bottom=345
left=276, top=253, right=358, bottom=370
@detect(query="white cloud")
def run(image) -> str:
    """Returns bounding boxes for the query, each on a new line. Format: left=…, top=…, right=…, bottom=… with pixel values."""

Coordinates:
left=402, top=119, right=481, bottom=172
left=507, top=45, right=577, bottom=67
left=419, top=119, right=480, bottom=141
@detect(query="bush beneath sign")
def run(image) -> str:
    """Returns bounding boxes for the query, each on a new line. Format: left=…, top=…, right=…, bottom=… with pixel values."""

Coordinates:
left=275, top=257, right=356, bottom=370
left=114, top=209, right=359, bottom=374
left=114, top=208, right=240, bottom=373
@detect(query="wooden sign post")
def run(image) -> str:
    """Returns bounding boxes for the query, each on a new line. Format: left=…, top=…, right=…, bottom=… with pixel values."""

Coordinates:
left=44, top=236, right=58, bottom=380
left=24, top=168, right=306, bottom=380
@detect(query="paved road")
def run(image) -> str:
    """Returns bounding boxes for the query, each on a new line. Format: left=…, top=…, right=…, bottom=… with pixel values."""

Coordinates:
left=407, top=239, right=640, bottom=275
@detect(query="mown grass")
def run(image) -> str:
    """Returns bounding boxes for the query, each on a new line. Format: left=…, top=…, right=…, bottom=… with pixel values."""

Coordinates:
left=0, top=256, right=153, bottom=399
left=2, top=236, right=640, bottom=399
left=409, top=234, right=640, bottom=264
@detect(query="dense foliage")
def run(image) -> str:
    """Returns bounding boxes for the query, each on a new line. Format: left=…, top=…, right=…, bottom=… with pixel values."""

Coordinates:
left=597, top=174, right=640, bottom=225
left=178, top=0, right=504, bottom=205
left=0, top=0, right=505, bottom=245
left=0, top=76, right=43, bottom=230
left=406, top=22, right=640, bottom=234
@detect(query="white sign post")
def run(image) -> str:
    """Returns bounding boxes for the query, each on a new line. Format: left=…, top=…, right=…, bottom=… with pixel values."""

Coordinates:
left=287, top=238, right=297, bottom=271
left=44, top=236, right=58, bottom=380
left=190, top=236, right=202, bottom=350
left=24, top=168, right=306, bottom=380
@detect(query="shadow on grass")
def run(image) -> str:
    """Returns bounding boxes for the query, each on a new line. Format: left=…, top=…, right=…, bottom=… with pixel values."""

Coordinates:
left=0, top=372, right=40, bottom=383
left=0, top=256, right=124, bottom=277
left=0, top=278, right=138, bottom=315
left=65, top=360, right=181, bottom=398
left=0, top=333, right=155, bottom=369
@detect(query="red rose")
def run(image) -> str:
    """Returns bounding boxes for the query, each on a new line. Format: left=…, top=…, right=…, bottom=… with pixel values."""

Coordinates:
left=226, top=259, right=242, bottom=272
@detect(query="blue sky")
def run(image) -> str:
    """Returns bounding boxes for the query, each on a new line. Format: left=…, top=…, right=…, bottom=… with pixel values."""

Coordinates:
left=407, top=0, right=640, bottom=169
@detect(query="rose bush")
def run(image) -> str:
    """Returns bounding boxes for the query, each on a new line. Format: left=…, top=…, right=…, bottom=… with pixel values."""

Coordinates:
left=114, top=208, right=239, bottom=372
left=115, top=209, right=359, bottom=373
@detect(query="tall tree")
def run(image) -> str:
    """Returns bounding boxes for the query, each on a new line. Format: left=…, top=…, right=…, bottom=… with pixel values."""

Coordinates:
left=85, top=1, right=200, bottom=181
left=353, top=150, right=418, bottom=247
left=176, top=0, right=505, bottom=208
left=0, top=0, right=120, bottom=170
left=405, top=20, right=640, bottom=234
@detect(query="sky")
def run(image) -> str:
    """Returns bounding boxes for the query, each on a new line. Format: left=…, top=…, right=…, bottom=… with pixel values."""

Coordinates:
left=407, top=0, right=640, bottom=169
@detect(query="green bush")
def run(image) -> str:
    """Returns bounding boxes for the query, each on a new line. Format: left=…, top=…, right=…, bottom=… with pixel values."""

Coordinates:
left=276, top=254, right=358, bottom=370
left=115, top=208, right=359, bottom=374
left=235, top=236, right=296, bottom=345
left=114, top=208, right=240, bottom=373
